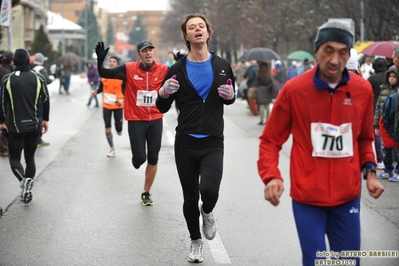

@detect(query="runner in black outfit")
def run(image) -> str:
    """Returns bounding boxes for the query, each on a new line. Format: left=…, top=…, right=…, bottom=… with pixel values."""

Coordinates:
left=0, top=48, right=50, bottom=203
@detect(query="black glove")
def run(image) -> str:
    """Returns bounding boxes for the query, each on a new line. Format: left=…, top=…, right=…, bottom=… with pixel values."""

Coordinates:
left=95, top=41, right=109, bottom=63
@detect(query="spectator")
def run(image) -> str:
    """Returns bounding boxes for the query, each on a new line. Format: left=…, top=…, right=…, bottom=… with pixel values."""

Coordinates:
left=360, top=56, right=375, bottom=80
left=30, top=53, right=52, bottom=148
left=0, top=51, right=13, bottom=157
left=286, top=61, right=298, bottom=80
left=368, top=57, right=388, bottom=170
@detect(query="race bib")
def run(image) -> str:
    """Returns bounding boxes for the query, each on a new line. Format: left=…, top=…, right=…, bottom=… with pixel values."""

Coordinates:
left=136, top=90, right=157, bottom=106
left=104, top=93, right=117, bottom=104
left=311, top=122, right=353, bottom=158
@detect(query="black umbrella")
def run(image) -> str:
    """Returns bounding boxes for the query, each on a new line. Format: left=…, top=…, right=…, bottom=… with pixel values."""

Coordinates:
left=244, top=47, right=280, bottom=62
left=59, top=52, right=81, bottom=66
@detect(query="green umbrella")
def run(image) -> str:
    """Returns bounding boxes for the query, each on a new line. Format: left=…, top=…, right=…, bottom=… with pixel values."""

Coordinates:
left=287, top=50, right=315, bottom=61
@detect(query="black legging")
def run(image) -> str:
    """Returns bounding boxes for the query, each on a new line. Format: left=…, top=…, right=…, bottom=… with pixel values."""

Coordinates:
left=127, top=118, right=162, bottom=169
left=103, top=108, right=123, bottom=132
left=8, top=129, right=40, bottom=182
left=174, top=135, right=224, bottom=240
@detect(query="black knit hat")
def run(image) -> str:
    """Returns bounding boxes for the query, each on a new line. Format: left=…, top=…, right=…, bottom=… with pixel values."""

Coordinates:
left=109, top=55, right=120, bottom=65
left=13, top=48, right=30, bottom=66
left=314, top=21, right=354, bottom=52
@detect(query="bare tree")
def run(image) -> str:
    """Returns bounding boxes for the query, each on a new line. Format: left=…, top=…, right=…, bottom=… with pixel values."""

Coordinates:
left=159, top=0, right=399, bottom=62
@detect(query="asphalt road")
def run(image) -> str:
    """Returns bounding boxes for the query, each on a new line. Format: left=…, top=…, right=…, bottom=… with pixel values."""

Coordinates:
left=0, top=76, right=398, bottom=266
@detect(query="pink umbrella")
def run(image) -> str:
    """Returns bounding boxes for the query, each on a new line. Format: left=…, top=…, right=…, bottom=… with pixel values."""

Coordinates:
left=361, top=41, right=399, bottom=59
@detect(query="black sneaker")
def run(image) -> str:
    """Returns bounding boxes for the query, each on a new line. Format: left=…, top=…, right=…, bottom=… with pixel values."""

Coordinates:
left=141, top=192, right=153, bottom=206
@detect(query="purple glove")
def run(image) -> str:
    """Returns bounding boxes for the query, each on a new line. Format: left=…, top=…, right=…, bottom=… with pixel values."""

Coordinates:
left=218, top=79, right=234, bottom=100
left=159, top=75, right=179, bottom=98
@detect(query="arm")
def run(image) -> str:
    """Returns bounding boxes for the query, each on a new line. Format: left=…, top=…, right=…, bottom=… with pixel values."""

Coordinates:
left=95, top=41, right=127, bottom=81
left=257, top=89, right=292, bottom=206
left=40, top=79, right=50, bottom=134
left=156, top=72, right=176, bottom=113
left=217, top=66, right=236, bottom=105
left=0, top=77, right=6, bottom=124
left=93, top=81, right=103, bottom=96
left=40, top=68, right=53, bottom=85
left=374, top=90, right=384, bottom=136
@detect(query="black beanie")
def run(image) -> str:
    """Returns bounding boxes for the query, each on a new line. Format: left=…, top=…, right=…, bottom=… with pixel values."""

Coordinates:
left=13, top=48, right=30, bottom=66
left=314, top=21, right=354, bottom=53
left=109, top=55, right=120, bottom=65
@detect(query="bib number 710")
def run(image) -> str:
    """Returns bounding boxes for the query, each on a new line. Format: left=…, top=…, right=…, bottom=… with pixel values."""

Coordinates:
left=321, top=134, right=343, bottom=151
left=311, top=123, right=353, bottom=158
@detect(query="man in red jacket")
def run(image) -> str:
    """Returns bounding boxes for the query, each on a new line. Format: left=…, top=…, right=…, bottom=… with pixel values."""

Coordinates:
left=95, top=40, right=168, bottom=206
left=257, top=21, right=384, bottom=266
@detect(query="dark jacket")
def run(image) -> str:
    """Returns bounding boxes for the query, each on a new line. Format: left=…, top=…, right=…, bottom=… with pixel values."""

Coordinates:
left=156, top=53, right=235, bottom=139
left=30, top=62, right=53, bottom=85
left=374, top=65, right=399, bottom=128
left=244, top=64, right=258, bottom=88
left=255, top=76, right=274, bottom=105
left=0, top=64, right=13, bottom=81
left=0, top=64, right=13, bottom=96
left=0, top=58, right=49, bottom=133
left=381, top=93, right=399, bottom=148
left=368, top=57, right=388, bottom=109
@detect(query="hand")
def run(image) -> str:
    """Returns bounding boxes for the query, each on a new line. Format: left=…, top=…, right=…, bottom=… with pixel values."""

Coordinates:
left=42, top=121, right=49, bottom=134
left=366, top=175, right=384, bottom=199
left=159, top=75, right=179, bottom=98
left=218, top=79, right=234, bottom=100
left=91, top=90, right=97, bottom=96
left=374, top=128, right=380, bottom=136
left=264, top=179, right=284, bottom=206
left=95, top=42, right=109, bottom=63
left=116, top=99, right=124, bottom=106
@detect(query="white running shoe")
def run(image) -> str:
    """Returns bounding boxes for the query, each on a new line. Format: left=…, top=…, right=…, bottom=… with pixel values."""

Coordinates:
left=376, top=162, right=385, bottom=170
left=21, top=178, right=33, bottom=203
left=187, top=239, right=203, bottom=263
left=201, top=206, right=216, bottom=240
left=107, top=148, right=116, bottom=158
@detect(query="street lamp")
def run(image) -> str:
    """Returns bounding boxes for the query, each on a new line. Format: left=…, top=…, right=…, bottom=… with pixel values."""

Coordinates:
left=84, top=0, right=88, bottom=61
left=61, top=0, right=65, bottom=55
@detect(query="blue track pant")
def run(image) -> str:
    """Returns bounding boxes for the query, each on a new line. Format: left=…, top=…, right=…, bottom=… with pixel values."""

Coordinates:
left=292, top=197, right=361, bottom=266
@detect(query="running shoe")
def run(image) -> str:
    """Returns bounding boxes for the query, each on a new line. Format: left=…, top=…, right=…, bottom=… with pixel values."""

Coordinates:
left=107, top=148, right=116, bottom=158
left=21, top=178, right=33, bottom=203
left=389, top=176, right=399, bottom=182
left=201, top=206, right=216, bottom=240
left=377, top=169, right=393, bottom=179
left=187, top=239, right=203, bottom=263
left=376, top=162, right=385, bottom=170
left=141, top=191, right=153, bottom=206
left=37, top=141, right=50, bottom=148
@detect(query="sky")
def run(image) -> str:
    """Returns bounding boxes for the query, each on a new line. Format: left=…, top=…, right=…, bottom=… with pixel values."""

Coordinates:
left=97, top=0, right=170, bottom=12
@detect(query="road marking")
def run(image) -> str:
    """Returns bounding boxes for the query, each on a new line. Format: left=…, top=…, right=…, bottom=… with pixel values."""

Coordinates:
left=207, top=233, right=232, bottom=264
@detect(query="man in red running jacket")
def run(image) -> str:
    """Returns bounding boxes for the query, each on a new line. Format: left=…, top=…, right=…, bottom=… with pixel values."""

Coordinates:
left=257, top=21, right=384, bottom=266
left=95, top=40, right=168, bottom=206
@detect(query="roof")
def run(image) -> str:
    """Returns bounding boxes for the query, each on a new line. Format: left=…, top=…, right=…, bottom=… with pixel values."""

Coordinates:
left=46, top=11, right=84, bottom=32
